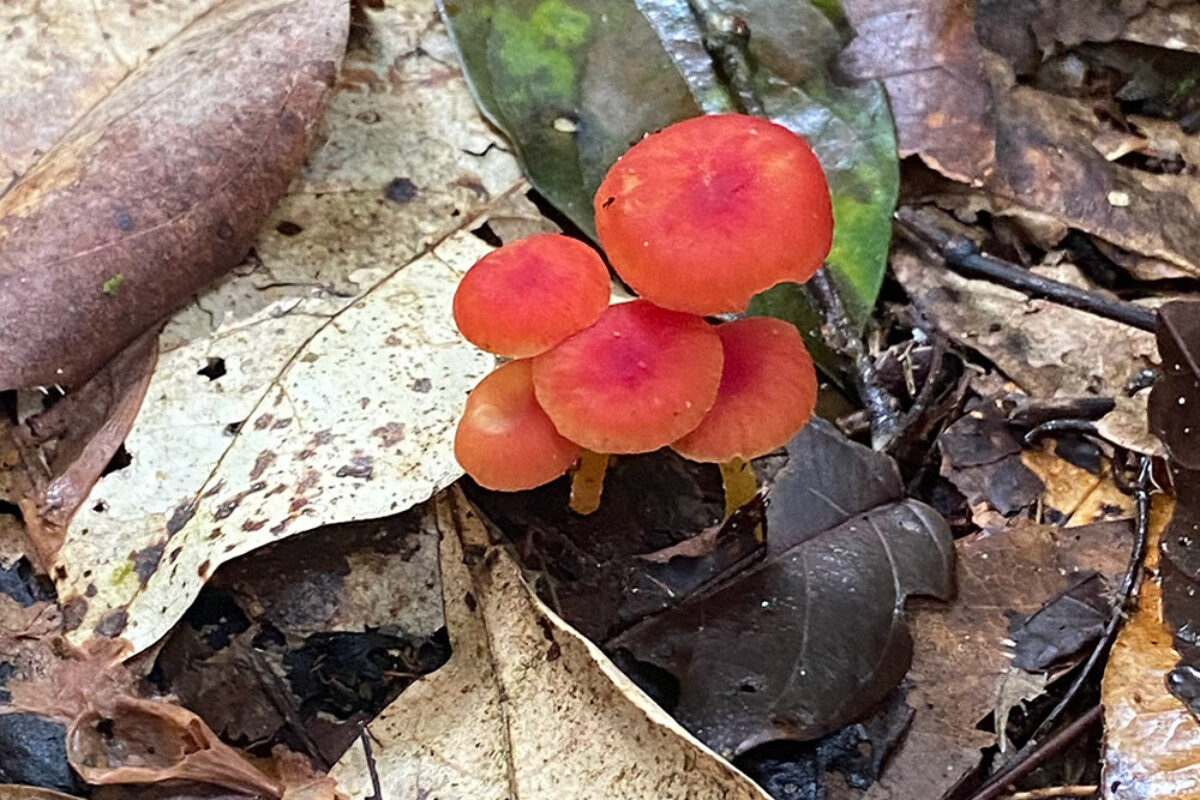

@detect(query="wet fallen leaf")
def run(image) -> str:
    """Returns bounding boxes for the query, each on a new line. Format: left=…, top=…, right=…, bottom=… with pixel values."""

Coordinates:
left=1100, top=496, right=1198, bottom=800
left=439, top=0, right=700, bottom=233
left=1148, top=301, right=1200, bottom=470
left=610, top=422, right=954, bottom=757
left=329, top=488, right=772, bottom=800
left=49, top=1, right=536, bottom=657
left=869, top=518, right=1132, bottom=799
left=939, top=397, right=1046, bottom=524
left=0, top=0, right=348, bottom=390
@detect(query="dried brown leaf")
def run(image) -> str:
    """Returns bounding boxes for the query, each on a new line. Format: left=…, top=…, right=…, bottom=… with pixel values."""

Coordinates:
left=1, top=330, right=157, bottom=569
left=0, top=0, right=348, bottom=390
left=67, top=698, right=283, bottom=798
left=50, top=1, right=535, bottom=657
left=867, top=518, right=1133, bottom=799
left=893, top=244, right=1161, bottom=455
left=841, top=0, right=996, bottom=184
left=329, top=488, right=772, bottom=800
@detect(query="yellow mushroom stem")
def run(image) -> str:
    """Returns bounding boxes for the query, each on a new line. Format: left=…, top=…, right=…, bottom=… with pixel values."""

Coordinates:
left=569, top=450, right=610, bottom=515
left=719, top=456, right=759, bottom=525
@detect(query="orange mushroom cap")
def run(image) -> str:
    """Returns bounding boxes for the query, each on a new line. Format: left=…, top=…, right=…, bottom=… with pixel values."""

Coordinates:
left=594, top=114, right=833, bottom=315
left=531, top=300, right=724, bottom=454
left=454, top=360, right=580, bottom=491
left=672, top=316, right=817, bottom=462
left=453, top=234, right=611, bottom=358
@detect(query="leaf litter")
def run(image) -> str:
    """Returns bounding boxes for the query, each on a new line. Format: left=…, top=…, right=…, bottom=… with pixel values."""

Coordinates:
left=43, top=0, right=537, bottom=657
left=330, top=488, right=774, bottom=800
left=4, top=0, right=1200, bottom=798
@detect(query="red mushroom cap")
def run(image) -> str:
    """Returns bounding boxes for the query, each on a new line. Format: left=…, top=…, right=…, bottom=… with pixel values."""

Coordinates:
left=454, top=360, right=580, bottom=491
left=672, top=316, right=817, bottom=462
left=531, top=300, right=724, bottom=454
left=453, top=234, right=611, bottom=358
left=594, top=114, right=833, bottom=315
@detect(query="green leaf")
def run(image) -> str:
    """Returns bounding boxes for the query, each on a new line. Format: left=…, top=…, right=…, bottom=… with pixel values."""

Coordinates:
left=439, top=0, right=899, bottom=346
left=644, top=0, right=899, bottom=326
left=438, top=0, right=701, bottom=235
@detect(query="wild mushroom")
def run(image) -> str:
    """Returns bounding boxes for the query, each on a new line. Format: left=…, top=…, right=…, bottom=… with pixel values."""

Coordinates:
left=672, top=316, right=818, bottom=516
left=531, top=299, right=724, bottom=452
left=594, top=113, right=833, bottom=315
left=454, top=360, right=580, bottom=491
left=531, top=299, right=724, bottom=512
left=453, top=233, right=611, bottom=358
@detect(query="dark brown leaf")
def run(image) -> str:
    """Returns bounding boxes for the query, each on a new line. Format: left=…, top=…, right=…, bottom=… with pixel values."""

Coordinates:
left=1148, top=301, right=1200, bottom=470
left=0, top=0, right=348, bottom=390
left=840, top=0, right=996, bottom=184
left=610, top=423, right=954, bottom=757
left=846, top=0, right=1200, bottom=276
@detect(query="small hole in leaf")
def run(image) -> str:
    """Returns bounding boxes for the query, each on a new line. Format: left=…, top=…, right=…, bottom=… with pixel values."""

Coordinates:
left=739, top=681, right=759, bottom=693
left=224, top=421, right=243, bottom=436
left=198, top=358, right=226, bottom=381
left=471, top=222, right=503, bottom=247
left=93, top=501, right=107, bottom=513
left=101, top=444, right=132, bottom=476
left=275, top=220, right=304, bottom=236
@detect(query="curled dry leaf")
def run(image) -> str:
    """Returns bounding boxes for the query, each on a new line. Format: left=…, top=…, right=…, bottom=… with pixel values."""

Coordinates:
left=0, top=788, right=83, bottom=800
left=330, top=488, right=772, bottom=800
left=49, top=0, right=533, bottom=656
left=2, top=330, right=157, bottom=569
left=0, top=0, right=349, bottom=390
left=67, top=697, right=284, bottom=798
left=845, top=0, right=1200, bottom=277
left=611, top=421, right=954, bottom=756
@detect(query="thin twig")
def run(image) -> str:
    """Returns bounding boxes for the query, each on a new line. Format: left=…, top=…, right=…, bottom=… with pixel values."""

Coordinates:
left=685, top=0, right=762, bottom=115
left=965, top=705, right=1103, bottom=800
left=808, top=270, right=903, bottom=448
left=895, top=208, right=1158, bottom=332
left=963, top=457, right=1152, bottom=800
left=361, top=730, right=384, bottom=800
left=1001, top=785, right=1098, bottom=799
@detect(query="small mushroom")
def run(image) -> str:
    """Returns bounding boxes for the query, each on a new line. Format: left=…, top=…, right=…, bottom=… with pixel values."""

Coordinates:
left=531, top=299, right=724, bottom=454
left=672, top=316, right=817, bottom=462
left=672, top=316, right=817, bottom=516
left=453, top=233, right=611, bottom=357
left=594, top=113, right=833, bottom=315
left=454, top=360, right=580, bottom=491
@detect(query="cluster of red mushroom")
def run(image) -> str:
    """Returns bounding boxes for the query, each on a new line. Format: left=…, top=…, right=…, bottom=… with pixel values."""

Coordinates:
left=452, top=114, right=834, bottom=504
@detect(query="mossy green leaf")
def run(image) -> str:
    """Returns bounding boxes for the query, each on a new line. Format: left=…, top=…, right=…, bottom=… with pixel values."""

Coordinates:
left=439, top=0, right=700, bottom=235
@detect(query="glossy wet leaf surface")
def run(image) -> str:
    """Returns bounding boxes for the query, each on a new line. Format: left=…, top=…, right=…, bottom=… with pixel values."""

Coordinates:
left=609, top=421, right=953, bottom=757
